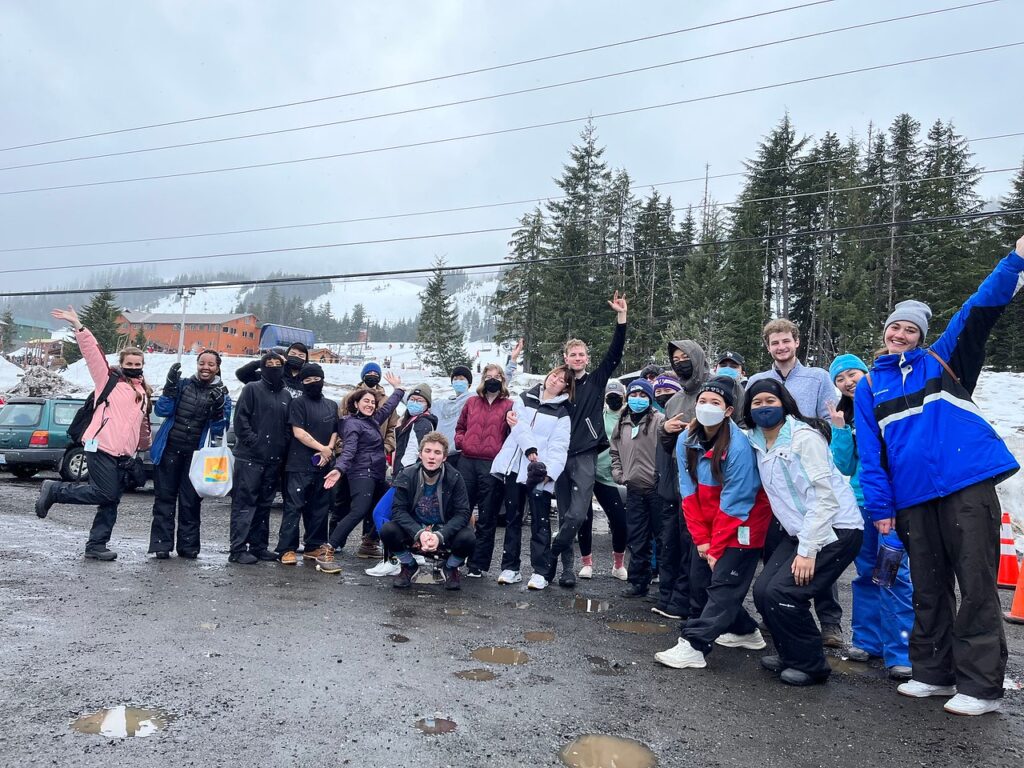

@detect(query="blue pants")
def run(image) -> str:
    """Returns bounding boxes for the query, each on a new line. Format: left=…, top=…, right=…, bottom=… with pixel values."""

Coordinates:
left=851, top=516, right=913, bottom=668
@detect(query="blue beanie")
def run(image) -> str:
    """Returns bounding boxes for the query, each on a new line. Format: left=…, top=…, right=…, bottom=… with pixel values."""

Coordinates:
left=361, top=361, right=382, bottom=379
left=627, top=378, right=655, bottom=402
left=829, top=353, right=869, bottom=382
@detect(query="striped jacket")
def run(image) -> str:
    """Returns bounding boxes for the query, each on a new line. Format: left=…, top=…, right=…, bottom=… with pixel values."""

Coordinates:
left=854, top=250, right=1023, bottom=519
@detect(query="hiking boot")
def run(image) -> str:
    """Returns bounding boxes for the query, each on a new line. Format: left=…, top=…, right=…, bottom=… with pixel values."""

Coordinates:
left=254, top=549, right=279, bottom=562
left=780, top=668, right=819, bottom=686
left=35, top=480, right=59, bottom=519
left=153, top=551, right=170, bottom=560
left=84, top=547, right=117, bottom=561
left=442, top=565, right=462, bottom=591
left=888, top=665, right=913, bottom=681
left=393, top=563, right=419, bottom=589
left=177, top=550, right=199, bottom=559
left=621, top=583, right=648, bottom=598
left=357, top=537, right=383, bottom=559
left=315, top=545, right=341, bottom=574
left=303, top=545, right=328, bottom=561
left=846, top=646, right=871, bottom=662
left=229, top=552, right=258, bottom=565
left=760, top=655, right=784, bottom=673
left=558, top=571, right=577, bottom=589
left=365, top=558, right=402, bottom=577
left=820, top=623, right=844, bottom=648
left=280, top=551, right=298, bottom=566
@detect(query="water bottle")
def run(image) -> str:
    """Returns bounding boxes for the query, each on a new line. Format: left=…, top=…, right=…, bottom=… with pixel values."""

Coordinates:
left=872, top=532, right=904, bottom=588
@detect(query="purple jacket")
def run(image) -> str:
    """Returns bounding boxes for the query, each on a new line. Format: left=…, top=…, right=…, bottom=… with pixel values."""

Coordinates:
left=334, top=389, right=404, bottom=481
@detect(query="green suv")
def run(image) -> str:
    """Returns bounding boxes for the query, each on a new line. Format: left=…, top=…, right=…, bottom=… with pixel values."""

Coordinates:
left=0, top=397, right=86, bottom=480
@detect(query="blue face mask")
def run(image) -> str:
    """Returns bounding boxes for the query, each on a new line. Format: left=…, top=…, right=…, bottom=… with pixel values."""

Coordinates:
left=406, top=400, right=426, bottom=416
left=451, top=380, right=469, bottom=395
left=627, top=396, right=650, bottom=414
left=751, top=406, right=785, bottom=429
left=715, top=366, right=740, bottom=380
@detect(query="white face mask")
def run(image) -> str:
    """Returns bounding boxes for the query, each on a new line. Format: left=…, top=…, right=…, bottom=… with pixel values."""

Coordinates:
left=695, top=404, right=726, bottom=427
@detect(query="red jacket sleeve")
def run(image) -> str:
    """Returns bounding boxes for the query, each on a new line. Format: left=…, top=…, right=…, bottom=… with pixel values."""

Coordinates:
left=682, top=493, right=712, bottom=548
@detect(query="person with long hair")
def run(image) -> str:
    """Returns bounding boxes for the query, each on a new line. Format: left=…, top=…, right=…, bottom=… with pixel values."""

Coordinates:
left=827, top=354, right=913, bottom=680
left=655, top=377, right=773, bottom=670
left=393, top=384, right=437, bottom=475
left=855, top=237, right=1023, bottom=715
left=490, top=365, right=573, bottom=590
left=746, top=379, right=863, bottom=686
left=37, top=306, right=153, bottom=561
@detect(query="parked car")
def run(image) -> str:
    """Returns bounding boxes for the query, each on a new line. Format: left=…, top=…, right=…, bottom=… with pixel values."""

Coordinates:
left=0, top=397, right=84, bottom=479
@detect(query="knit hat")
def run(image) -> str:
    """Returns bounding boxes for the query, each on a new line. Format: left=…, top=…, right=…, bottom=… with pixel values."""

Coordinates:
left=653, top=375, right=682, bottom=394
left=746, top=378, right=784, bottom=401
left=407, top=383, right=433, bottom=407
left=828, top=353, right=869, bottom=383
left=605, top=379, right=626, bottom=396
left=450, top=364, right=473, bottom=385
left=299, top=362, right=324, bottom=380
left=699, top=375, right=735, bottom=408
left=361, top=361, right=382, bottom=379
left=627, top=378, right=655, bottom=402
left=884, top=300, right=931, bottom=339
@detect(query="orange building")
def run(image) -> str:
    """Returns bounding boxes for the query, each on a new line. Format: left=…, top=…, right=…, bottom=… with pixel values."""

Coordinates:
left=118, top=312, right=259, bottom=356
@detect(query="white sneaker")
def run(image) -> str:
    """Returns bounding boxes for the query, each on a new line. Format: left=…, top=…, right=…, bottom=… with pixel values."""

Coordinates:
left=578, top=565, right=593, bottom=579
left=526, top=574, right=548, bottom=590
left=611, top=566, right=628, bottom=581
left=365, top=558, right=401, bottom=577
left=715, top=630, right=767, bottom=650
left=943, top=694, right=1002, bottom=716
left=897, top=680, right=957, bottom=698
left=497, top=569, right=522, bottom=585
left=654, top=638, right=707, bottom=669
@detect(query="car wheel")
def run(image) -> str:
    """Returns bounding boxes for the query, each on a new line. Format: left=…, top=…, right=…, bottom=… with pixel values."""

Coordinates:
left=11, top=466, right=38, bottom=479
left=60, top=447, right=89, bottom=482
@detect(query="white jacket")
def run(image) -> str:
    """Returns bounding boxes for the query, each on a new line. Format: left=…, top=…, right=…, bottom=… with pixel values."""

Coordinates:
left=749, top=416, right=862, bottom=558
left=490, top=385, right=571, bottom=494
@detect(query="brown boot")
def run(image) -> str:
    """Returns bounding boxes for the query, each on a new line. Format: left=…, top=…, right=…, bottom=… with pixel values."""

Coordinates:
left=303, top=545, right=326, bottom=561
left=315, top=545, right=341, bottom=574
left=356, top=536, right=383, bottom=560
left=280, top=551, right=298, bottom=566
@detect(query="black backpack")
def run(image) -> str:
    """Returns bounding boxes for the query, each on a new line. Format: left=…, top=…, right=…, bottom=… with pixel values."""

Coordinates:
left=67, top=371, right=121, bottom=446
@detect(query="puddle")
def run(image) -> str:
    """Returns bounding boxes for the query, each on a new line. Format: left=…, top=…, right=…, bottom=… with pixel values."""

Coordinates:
left=454, top=668, right=498, bottom=682
left=412, top=569, right=444, bottom=585
left=388, top=634, right=410, bottom=643
left=828, top=658, right=888, bottom=679
left=471, top=646, right=530, bottom=665
left=559, top=734, right=657, bottom=768
left=568, top=597, right=611, bottom=614
left=606, top=621, right=670, bottom=635
left=415, top=717, right=457, bottom=735
left=1003, top=676, right=1021, bottom=691
left=524, top=631, right=555, bottom=643
left=71, top=706, right=177, bottom=739
left=587, top=656, right=626, bottom=676
left=443, top=608, right=469, bottom=616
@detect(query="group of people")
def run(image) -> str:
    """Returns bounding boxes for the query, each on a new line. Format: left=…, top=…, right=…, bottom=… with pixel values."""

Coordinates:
left=33, top=236, right=1024, bottom=717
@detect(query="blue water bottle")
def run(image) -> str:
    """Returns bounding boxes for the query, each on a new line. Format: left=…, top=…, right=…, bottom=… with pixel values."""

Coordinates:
left=872, top=532, right=904, bottom=588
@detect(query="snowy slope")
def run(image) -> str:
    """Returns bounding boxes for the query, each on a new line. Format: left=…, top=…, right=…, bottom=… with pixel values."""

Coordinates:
left=974, top=371, right=1024, bottom=541
left=452, top=277, right=499, bottom=318
left=143, top=286, right=252, bottom=315
left=308, top=278, right=423, bottom=323
left=0, top=358, right=23, bottom=391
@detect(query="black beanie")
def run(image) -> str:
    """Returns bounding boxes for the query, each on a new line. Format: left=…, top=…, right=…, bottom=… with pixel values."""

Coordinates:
left=746, top=378, right=784, bottom=401
left=451, top=365, right=473, bottom=385
left=299, top=362, right=324, bottom=380
left=699, top=376, right=735, bottom=408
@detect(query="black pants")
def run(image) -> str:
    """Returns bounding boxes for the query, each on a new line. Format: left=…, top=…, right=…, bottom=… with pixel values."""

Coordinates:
left=764, top=517, right=843, bottom=628
left=578, top=482, right=628, bottom=556
left=625, top=488, right=663, bottom=588
left=753, top=527, right=862, bottom=679
left=329, top=476, right=388, bottom=551
left=53, top=449, right=131, bottom=552
left=658, top=494, right=692, bottom=617
left=896, top=480, right=1007, bottom=700
left=498, top=476, right=528, bottom=572
left=229, top=458, right=281, bottom=555
left=379, top=521, right=476, bottom=563
left=552, top=450, right=599, bottom=574
left=149, top=448, right=202, bottom=556
left=682, top=546, right=761, bottom=654
left=276, top=471, right=331, bottom=553
left=463, top=458, right=507, bottom=572
left=527, top=488, right=562, bottom=578
left=327, top=473, right=351, bottom=537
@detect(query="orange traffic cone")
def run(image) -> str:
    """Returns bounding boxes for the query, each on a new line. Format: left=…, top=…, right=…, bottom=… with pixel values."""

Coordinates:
left=998, top=511, right=1020, bottom=590
left=1005, top=565, right=1024, bottom=625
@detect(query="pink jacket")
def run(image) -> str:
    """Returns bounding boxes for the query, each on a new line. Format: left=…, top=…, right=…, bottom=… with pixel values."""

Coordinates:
left=78, top=328, right=149, bottom=457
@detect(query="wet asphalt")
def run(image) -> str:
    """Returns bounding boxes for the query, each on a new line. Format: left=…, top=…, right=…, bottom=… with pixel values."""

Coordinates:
left=0, top=472, right=1021, bottom=768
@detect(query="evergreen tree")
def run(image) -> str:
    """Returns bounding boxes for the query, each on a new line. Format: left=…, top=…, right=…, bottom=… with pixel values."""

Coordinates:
left=493, top=209, right=548, bottom=372
left=0, top=308, right=13, bottom=354
left=64, top=289, right=122, bottom=363
left=133, top=327, right=147, bottom=349
left=667, top=201, right=727, bottom=357
left=884, top=113, right=925, bottom=307
left=628, top=189, right=677, bottom=366
left=989, top=159, right=1024, bottom=369
left=417, top=257, right=469, bottom=375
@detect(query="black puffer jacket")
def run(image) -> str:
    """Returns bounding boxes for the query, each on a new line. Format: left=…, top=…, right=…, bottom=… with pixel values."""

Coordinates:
left=165, top=376, right=228, bottom=453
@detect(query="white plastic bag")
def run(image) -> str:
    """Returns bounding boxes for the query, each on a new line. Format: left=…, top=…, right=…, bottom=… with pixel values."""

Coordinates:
left=189, top=429, right=234, bottom=498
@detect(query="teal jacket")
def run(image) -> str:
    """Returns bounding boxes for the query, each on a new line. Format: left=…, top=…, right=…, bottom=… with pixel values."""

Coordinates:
left=830, top=424, right=864, bottom=507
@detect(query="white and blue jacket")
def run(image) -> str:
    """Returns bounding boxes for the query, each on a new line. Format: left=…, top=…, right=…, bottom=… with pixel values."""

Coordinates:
left=854, top=250, right=1023, bottom=520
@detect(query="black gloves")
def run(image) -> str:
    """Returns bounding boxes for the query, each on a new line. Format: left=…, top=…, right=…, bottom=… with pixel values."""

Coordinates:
left=526, top=460, right=548, bottom=488
left=164, top=362, right=182, bottom=395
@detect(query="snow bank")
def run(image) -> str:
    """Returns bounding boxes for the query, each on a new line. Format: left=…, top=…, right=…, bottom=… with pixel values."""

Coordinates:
left=0, top=357, right=24, bottom=392
left=975, top=370, right=1024, bottom=549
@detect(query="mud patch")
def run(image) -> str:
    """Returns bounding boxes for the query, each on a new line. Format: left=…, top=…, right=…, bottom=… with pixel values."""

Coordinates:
left=454, top=668, right=497, bottom=682
left=524, top=631, right=555, bottom=642
left=558, top=734, right=657, bottom=767
left=471, top=646, right=530, bottom=665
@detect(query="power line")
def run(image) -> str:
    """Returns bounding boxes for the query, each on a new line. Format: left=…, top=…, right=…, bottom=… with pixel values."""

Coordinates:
left=0, top=2, right=995, bottom=173
left=0, top=0, right=836, bottom=153
left=4, top=131, right=1020, bottom=256
left=4, top=207, right=1018, bottom=299
left=3, top=41, right=1020, bottom=198
left=2, top=165, right=1016, bottom=275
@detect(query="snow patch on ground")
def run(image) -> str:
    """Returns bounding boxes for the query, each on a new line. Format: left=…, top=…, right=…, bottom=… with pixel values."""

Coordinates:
left=974, top=371, right=1024, bottom=551
left=0, top=357, right=24, bottom=391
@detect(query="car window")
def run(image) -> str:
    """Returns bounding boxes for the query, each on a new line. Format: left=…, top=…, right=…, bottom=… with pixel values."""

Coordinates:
left=0, top=404, right=43, bottom=427
left=53, top=403, right=80, bottom=426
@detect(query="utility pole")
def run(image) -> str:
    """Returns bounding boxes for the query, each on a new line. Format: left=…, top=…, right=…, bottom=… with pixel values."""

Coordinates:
left=176, top=287, right=196, bottom=362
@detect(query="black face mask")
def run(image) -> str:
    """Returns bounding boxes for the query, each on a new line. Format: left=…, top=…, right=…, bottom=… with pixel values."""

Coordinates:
left=122, top=367, right=143, bottom=379
left=286, top=355, right=305, bottom=370
left=303, top=381, right=324, bottom=399
left=483, top=378, right=502, bottom=394
left=605, top=394, right=623, bottom=411
left=422, top=464, right=442, bottom=478
left=363, top=374, right=381, bottom=388
left=672, top=360, right=694, bottom=379
left=262, top=367, right=284, bottom=387
left=655, top=393, right=673, bottom=407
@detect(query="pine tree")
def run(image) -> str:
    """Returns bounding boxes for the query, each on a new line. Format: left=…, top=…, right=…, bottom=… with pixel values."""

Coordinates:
left=988, top=159, right=1024, bottom=369
left=493, top=209, right=548, bottom=372
left=628, top=189, right=677, bottom=366
left=64, top=289, right=122, bottom=363
left=0, top=308, right=14, bottom=354
left=133, top=327, right=147, bottom=349
left=417, top=257, right=469, bottom=375
left=884, top=114, right=925, bottom=307
left=667, top=201, right=727, bottom=356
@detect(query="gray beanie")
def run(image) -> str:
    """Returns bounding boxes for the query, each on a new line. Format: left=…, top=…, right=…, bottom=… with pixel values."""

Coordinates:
left=885, top=300, right=931, bottom=339
left=605, top=379, right=626, bottom=396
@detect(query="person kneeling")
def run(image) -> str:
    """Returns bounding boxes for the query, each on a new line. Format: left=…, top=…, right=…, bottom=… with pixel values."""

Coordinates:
left=380, top=432, right=475, bottom=591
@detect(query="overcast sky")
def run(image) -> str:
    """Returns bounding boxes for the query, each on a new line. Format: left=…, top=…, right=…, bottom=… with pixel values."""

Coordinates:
left=2, top=0, right=1022, bottom=299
